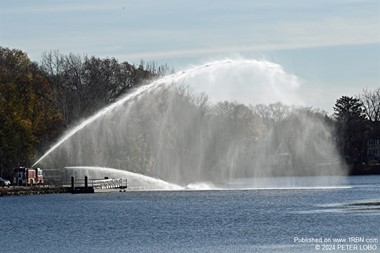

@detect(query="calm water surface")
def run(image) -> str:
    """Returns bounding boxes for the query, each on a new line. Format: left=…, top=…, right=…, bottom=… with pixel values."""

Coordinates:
left=1, top=176, right=379, bottom=253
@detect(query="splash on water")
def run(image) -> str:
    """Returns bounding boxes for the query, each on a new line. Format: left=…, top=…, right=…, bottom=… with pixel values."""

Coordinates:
left=185, top=182, right=217, bottom=190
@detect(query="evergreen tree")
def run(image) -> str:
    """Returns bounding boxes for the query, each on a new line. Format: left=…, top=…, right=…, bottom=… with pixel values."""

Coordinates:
left=334, top=96, right=368, bottom=163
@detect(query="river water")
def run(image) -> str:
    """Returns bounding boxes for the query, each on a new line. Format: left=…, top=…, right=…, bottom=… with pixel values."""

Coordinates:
left=1, top=176, right=379, bottom=252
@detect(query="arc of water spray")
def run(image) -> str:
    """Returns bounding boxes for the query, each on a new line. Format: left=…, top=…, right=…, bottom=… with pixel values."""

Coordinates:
left=32, top=59, right=289, bottom=167
left=32, top=74, right=175, bottom=167
left=33, top=60, right=238, bottom=166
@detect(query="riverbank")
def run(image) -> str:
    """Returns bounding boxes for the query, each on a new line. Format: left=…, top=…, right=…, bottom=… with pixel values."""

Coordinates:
left=349, top=164, right=380, bottom=175
left=0, top=186, right=68, bottom=197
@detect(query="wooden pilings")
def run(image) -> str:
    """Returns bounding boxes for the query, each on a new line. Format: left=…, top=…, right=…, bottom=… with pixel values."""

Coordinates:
left=71, top=176, right=75, bottom=192
left=70, top=176, right=94, bottom=194
left=85, top=176, right=88, bottom=190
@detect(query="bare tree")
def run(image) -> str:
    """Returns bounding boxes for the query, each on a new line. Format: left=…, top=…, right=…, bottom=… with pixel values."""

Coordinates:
left=359, top=88, right=380, bottom=121
left=40, top=51, right=166, bottom=127
left=251, top=102, right=290, bottom=122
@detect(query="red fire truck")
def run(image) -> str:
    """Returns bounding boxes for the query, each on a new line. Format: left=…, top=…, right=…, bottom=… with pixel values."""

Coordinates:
left=13, top=167, right=44, bottom=186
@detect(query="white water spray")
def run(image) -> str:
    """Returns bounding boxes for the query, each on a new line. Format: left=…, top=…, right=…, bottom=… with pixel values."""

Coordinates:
left=33, top=59, right=301, bottom=167
left=33, top=58, right=345, bottom=189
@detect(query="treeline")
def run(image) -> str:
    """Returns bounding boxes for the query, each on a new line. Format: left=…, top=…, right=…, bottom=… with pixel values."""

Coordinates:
left=0, top=47, right=170, bottom=178
left=0, top=46, right=379, bottom=179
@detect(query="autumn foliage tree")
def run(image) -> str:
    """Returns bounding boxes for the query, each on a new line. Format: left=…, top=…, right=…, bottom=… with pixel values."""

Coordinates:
left=0, top=47, right=63, bottom=177
left=0, top=47, right=171, bottom=177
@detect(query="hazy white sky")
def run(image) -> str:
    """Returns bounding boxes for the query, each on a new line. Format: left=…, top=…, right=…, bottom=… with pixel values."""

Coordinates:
left=1, top=0, right=379, bottom=112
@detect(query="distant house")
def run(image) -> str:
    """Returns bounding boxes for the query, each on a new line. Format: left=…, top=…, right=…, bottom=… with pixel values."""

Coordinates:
left=367, top=137, right=380, bottom=162
left=367, top=121, right=380, bottom=163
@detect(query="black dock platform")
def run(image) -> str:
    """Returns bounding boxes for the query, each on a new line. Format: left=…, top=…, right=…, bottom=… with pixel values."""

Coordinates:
left=69, top=186, right=95, bottom=194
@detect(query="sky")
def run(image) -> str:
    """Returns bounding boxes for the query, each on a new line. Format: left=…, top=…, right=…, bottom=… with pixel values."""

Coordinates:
left=1, top=0, right=379, bottom=113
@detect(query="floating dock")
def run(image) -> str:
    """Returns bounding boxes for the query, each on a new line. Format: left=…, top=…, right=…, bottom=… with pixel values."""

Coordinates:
left=69, top=176, right=127, bottom=194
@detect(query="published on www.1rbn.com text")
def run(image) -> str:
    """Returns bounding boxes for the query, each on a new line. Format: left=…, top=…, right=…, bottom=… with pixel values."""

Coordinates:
left=293, top=236, right=379, bottom=251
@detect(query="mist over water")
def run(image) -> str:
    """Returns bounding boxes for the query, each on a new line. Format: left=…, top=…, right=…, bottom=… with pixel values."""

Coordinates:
left=36, top=59, right=346, bottom=189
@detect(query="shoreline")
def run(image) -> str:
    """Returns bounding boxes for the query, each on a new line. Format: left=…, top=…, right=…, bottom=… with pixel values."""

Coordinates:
left=1, top=174, right=379, bottom=197
left=0, top=186, right=68, bottom=197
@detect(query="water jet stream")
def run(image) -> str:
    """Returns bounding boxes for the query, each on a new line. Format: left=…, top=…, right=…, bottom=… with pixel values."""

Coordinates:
left=63, top=166, right=182, bottom=190
left=33, top=59, right=298, bottom=167
left=33, top=58, right=345, bottom=189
